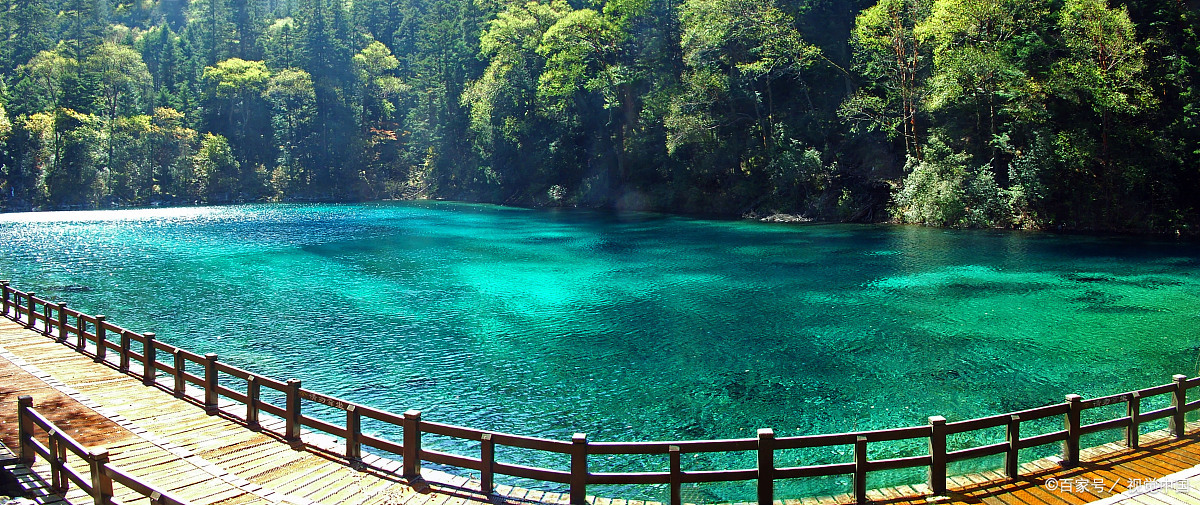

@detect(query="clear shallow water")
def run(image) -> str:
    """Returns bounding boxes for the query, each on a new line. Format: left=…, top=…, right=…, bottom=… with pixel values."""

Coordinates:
left=2, top=202, right=1199, bottom=501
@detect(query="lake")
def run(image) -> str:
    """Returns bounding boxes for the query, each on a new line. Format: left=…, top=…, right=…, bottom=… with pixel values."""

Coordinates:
left=1, top=201, right=1198, bottom=501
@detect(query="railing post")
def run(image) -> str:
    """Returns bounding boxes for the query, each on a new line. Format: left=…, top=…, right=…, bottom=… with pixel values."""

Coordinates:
left=57, top=432, right=69, bottom=492
left=49, top=428, right=65, bottom=492
left=25, top=293, right=35, bottom=329
left=403, top=409, right=422, bottom=478
left=669, top=445, right=682, bottom=505
left=346, top=404, right=361, bottom=463
left=854, top=435, right=869, bottom=505
left=119, top=331, right=131, bottom=372
left=246, top=376, right=260, bottom=430
left=928, top=416, right=947, bottom=496
left=1063, top=394, right=1082, bottom=467
left=89, top=448, right=113, bottom=505
left=41, top=298, right=51, bottom=336
left=0, top=281, right=9, bottom=316
left=75, top=313, right=86, bottom=350
left=142, top=333, right=156, bottom=386
left=203, top=353, right=219, bottom=414
left=94, top=316, right=107, bottom=363
left=1126, top=392, right=1141, bottom=449
left=55, top=302, right=67, bottom=342
left=173, top=349, right=186, bottom=398
left=570, top=433, right=588, bottom=505
left=1005, top=414, right=1021, bottom=480
left=285, top=379, right=302, bottom=445
left=481, top=433, right=495, bottom=494
left=17, top=396, right=34, bottom=465
left=1172, top=374, right=1188, bottom=438
left=758, top=428, right=775, bottom=505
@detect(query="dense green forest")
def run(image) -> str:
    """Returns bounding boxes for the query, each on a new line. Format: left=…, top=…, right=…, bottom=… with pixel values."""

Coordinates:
left=0, top=0, right=1197, bottom=231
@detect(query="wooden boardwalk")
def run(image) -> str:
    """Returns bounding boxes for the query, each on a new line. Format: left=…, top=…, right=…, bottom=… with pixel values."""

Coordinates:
left=2, top=318, right=1200, bottom=505
left=0, top=318, right=527, bottom=505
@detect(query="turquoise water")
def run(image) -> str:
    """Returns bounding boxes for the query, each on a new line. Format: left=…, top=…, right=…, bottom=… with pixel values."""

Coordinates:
left=2, top=201, right=1199, bottom=500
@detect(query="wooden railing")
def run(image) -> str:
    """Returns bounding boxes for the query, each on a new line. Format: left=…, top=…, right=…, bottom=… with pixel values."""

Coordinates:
left=2, top=279, right=1199, bottom=505
left=16, top=395, right=194, bottom=505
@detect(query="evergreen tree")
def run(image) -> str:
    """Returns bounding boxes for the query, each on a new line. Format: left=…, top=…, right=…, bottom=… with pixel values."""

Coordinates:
left=189, top=0, right=236, bottom=66
left=58, top=0, right=106, bottom=61
left=295, top=0, right=356, bottom=198
left=1, top=0, right=54, bottom=75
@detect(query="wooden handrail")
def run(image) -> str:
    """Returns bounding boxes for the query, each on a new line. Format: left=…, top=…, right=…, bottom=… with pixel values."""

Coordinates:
left=3, top=280, right=1198, bottom=505
left=17, top=395, right=194, bottom=505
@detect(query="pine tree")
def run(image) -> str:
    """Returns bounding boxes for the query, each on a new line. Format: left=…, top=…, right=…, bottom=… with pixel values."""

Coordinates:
left=296, top=0, right=356, bottom=197
left=2, top=0, right=54, bottom=74
left=232, top=1, right=267, bottom=60
left=58, top=0, right=106, bottom=61
left=189, top=0, right=235, bottom=66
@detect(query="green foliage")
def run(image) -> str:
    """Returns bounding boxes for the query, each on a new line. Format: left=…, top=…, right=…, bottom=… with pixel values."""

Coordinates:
left=146, top=107, right=197, bottom=201
left=354, top=40, right=407, bottom=123
left=1053, top=0, right=1148, bottom=115
left=2, top=0, right=53, bottom=72
left=767, top=136, right=834, bottom=211
left=0, top=0, right=1194, bottom=232
left=57, top=0, right=106, bottom=60
left=265, top=67, right=317, bottom=194
left=669, top=0, right=819, bottom=159
left=202, top=58, right=271, bottom=169
left=87, top=42, right=152, bottom=119
left=463, top=0, right=570, bottom=145
left=916, top=0, right=1050, bottom=165
left=536, top=8, right=614, bottom=116
left=18, top=50, right=77, bottom=112
left=192, top=132, right=240, bottom=201
left=0, top=102, right=10, bottom=142
left=203, top=58, right=270, bottom=98
left=842, top=0, right=928, bottom=154
left=188, top=0, right=235, bottom=66
left=36, top=108, right=103, bottom=208
left=263, top=18, right=300, bottom=69
left=894, top=135, right=1011, bottom=227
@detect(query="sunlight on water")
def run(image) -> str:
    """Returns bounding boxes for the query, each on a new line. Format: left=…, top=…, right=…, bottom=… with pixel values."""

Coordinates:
left=1, top=201, right=1199, bottom=501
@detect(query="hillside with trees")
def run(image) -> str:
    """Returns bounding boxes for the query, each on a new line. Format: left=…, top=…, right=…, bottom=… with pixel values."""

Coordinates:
left=0, top=0, right=1196, bottom=232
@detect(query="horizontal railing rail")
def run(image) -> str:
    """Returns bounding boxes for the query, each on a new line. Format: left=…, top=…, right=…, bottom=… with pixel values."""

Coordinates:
left=2, top=279, right=1198, bottom=505
left=16, top=395, right=194, bottom=505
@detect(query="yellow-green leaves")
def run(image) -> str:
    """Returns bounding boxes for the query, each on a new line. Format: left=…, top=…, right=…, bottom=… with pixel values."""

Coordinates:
left=0, top=103, right=11, bottom=142
left=19, top=50, right=76, bottom=110
left=536, top=8, right=615, bottom=114
left=265, top=68, right=316, bottom=114
left=679, top=0, right=817, bottom=77
left=463, top=0, right=571, bottom=144
left=1053, top=0, right=1148, bottom=115
left=915, top=0, right=1045, bottom=112
left=193, top=133, right=239, bottom=200
left=87, top=42, right=152, bottom=118
left=917, top=0, right=1028, bottom=52
left=668, top=0, right=818, bottom=155
left=355, top=41, right=408, bottom=122
left=844, top=0, right=928, bottom=153
left=354, top=41, right=401, bottom=78
left=203, top=58, right=271, bottom=99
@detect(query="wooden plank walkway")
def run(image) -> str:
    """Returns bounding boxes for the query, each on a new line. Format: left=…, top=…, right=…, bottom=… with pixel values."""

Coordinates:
left=2, top=317, right=1200, bottom=505
left=0, top=319, right=527, bottom=505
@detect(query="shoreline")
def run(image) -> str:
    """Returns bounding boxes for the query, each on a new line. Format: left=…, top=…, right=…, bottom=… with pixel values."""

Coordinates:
left=0, top=198, right=1194, bottom=241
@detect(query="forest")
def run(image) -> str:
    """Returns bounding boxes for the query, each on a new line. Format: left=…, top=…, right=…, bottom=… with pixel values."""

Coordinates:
left=0, top=0, right=1196, bottom=232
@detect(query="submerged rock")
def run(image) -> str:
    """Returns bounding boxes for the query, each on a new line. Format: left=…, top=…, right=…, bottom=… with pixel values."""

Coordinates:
left=759, top=213, right=813, bottom=223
